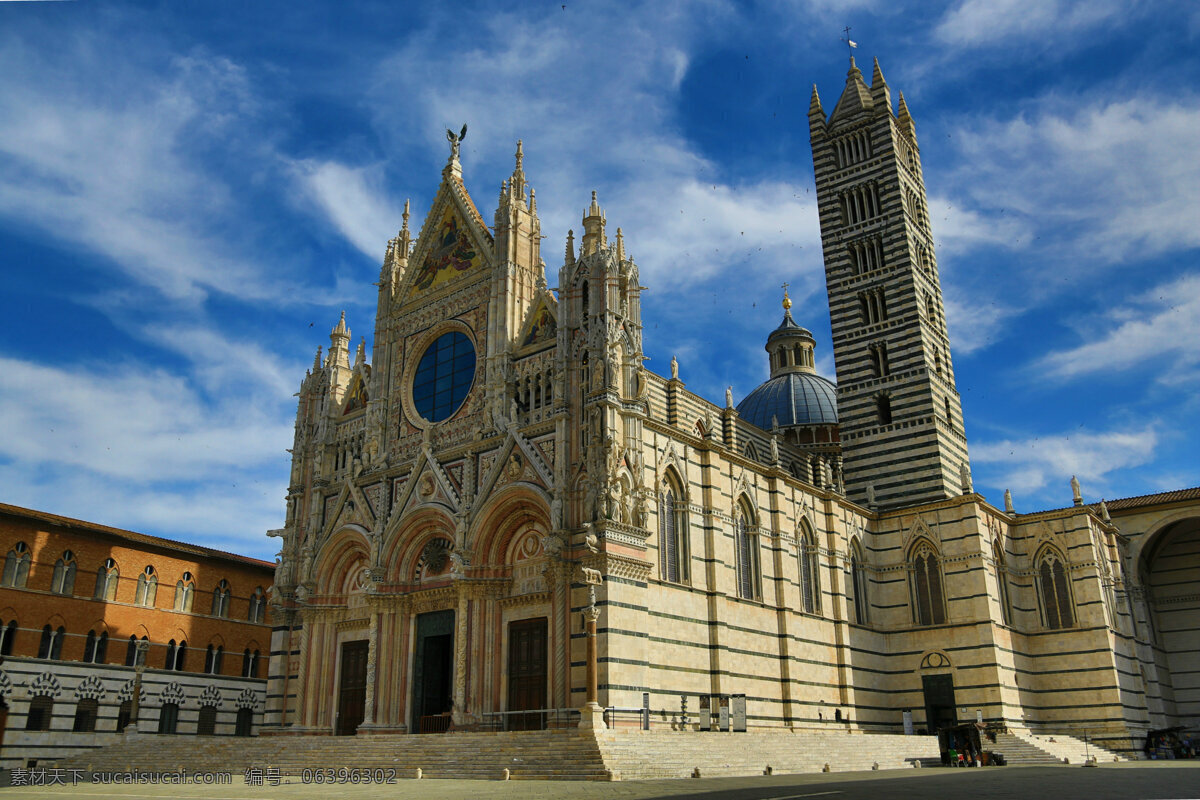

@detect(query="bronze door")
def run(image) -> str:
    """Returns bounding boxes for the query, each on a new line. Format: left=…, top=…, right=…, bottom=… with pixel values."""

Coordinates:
left=336, top=640, right=369, bottom=736
left=506, top=617, right=547, bottom=731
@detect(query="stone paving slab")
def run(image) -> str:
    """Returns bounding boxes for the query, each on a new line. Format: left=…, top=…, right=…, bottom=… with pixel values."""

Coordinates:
left=1, top=763, right=1198, bottom=800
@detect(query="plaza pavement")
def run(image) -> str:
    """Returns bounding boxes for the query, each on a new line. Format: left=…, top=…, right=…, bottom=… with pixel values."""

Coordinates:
left=1, top=762, right=1198, bottom=800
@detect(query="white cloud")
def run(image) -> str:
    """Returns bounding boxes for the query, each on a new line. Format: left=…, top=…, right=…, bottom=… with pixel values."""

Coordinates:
left=942, top=287, right=1020, bottom=355
left=290, top=159, right=408, bottom=262
left=972, top=424, right=1158, bottom=500
left=1036, top=273, right=1200, bottom=382
left=947, top=95, right=1200, bottom=267
left=935, top=0, right=1131, bottom=48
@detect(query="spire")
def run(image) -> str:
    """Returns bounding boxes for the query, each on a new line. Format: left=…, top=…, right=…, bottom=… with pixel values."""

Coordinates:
left=828, top=55, right=873, bottom=127
left=808, top=84, right=825, bottom=124
left=355, top=336, right=366, bottom=367
left=565, top=229, right=576, bottom=266
left=581, top=191, right=606, bottom=256
left=897, top=91, right=917, bottom=143
left=329, top=312, right=351, bottom=371
left=509, top=139, right=527, bottom=202
left=870, top=57, right=891, bottom=110
left=615, top=227, right=625, bottom=262
left=313, top=345, right=323, bottom=371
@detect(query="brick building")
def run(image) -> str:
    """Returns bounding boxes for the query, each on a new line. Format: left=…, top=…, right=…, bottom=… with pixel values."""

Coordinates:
left=0, top=503, right=274, bottom=768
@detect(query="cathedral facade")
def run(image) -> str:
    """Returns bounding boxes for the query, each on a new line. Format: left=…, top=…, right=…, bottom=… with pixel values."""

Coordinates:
left=263, top=58, right=1199, bottom=754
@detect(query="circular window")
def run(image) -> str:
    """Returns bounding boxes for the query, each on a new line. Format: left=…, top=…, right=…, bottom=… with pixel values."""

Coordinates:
left=412, top=331, right=476, bottom=422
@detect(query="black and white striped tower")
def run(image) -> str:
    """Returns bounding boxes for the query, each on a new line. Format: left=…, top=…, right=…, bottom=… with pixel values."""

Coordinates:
left=809, top=56, right=969, bottom=509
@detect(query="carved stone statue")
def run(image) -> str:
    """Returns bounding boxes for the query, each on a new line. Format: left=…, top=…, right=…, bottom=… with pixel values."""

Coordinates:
left=446, top=123, right=467, bottom=160
left=1071, top=475, right=1083, bottom=506
left=865, top=483, right=876, bottom=507
left=670, top=355, right=679, bottom=380
left=960, top=461, right=973, bottom=494
left=1004, top=489, right=1014, bottom=514
left=725, top=386, right=734, bottom=408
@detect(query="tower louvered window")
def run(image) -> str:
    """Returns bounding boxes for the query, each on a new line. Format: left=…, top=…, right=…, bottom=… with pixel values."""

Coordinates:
left=1038, top=551, right=1075, bottom=629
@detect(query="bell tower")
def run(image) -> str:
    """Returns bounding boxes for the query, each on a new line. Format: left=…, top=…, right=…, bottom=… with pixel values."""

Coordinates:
left=809, top=56, right=969, bottom=509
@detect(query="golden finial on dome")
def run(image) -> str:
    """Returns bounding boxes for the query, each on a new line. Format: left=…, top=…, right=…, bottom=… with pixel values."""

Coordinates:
left=782, top=282, right=792, bottom=310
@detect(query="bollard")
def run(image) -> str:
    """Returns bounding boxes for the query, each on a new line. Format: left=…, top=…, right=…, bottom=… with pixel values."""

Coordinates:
left=415, top=768, right=422, bottom=779
left=913, top=760, right=922, bottom=769
left=872, top=762, right=879, bottom=771
left=502, top=768, right=511, bottom=780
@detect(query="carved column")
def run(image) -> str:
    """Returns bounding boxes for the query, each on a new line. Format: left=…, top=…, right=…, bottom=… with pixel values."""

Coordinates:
left=452, top=588, right=470, bottom=725
left=361, top=605, right=380, bottom=727
left=295, top=618, right=311, bottom=727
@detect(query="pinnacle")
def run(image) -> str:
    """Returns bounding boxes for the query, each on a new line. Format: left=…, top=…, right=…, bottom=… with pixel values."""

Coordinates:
left=871, top=57, right=886, bottom=88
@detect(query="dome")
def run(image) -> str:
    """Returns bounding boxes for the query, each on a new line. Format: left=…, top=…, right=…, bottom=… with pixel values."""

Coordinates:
left=736, top=371, right=839, bottom=429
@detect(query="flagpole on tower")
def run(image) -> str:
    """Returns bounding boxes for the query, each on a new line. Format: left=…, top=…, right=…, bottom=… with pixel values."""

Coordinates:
left=840, top=26, right=858, bottom=63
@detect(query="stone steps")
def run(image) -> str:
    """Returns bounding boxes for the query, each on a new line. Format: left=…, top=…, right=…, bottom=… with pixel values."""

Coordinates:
left=996, top=732, right=1125, bottom=765
left=56, top=729, right=945, bottom=782
left=594, top=731, right=942, bottom=779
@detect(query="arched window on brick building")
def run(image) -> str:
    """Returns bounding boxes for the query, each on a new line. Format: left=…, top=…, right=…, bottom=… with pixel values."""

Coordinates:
left=51, top=551, right=76, bottom=595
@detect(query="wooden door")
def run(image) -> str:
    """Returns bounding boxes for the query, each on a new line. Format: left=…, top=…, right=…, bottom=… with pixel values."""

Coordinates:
left=507, top=618, right=547, bottom=731
left=337, top=640, right=369, bottom=736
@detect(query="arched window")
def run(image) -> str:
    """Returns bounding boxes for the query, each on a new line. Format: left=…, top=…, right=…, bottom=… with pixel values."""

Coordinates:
left=1038, top=549, right=1075, bottom=629
left=235, top=707, right=254, bottom=737
left=911, top=541, right=946, bottom=626
left=83, top=630, right=108, bottom=664
left=204, top=644, right=224, bottom=674
left=211, top=579, right=231, bottom=617
left=38, top=624, right=65, bottom=660
left=158, top=702, right=179, bottom=734
left=197, top=704, right=218, bottom=736
left=94, top=558, right=119, bottom=601
left=125, top=634, right=148, bottom=666
left=26, top=695, right=53, bottom=731
left=993, top=541, right=1012, bottom=626
left=135, top=566, right=158, bottom=607
left=798, top=522, right=821, bottom=615
left=0, top=619, right=17, bottom=656
left=2, top=542, right=31, bottom=588
left=116, top=700, right=133, bottom=731
left=658, top=476, right=687, bottom=584
left=175, top=640, right=188, bottom=671
left=734, top=500, right=761, bottom=601
left=248, top=587, right=266, bottom=623
left=242, top=647, right=259, bottom=678
left=51, top=551, right=77, bottom=595
left=174, top=572, right=195, bottom=612
left=849, top=541, right=869, bottom=624
left=164, top=639, right=177, bottom=670
left=73, top=698, right=99, bottom=733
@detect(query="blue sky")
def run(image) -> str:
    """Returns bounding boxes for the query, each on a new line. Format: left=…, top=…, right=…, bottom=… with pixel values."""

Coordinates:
left=1, top=0, right=1198, bottom=560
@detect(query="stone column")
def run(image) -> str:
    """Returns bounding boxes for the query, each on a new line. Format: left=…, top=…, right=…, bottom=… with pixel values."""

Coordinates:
left=295, top=619, right=311, bottom=728
left=452, top=589, right=470, bottom=725
left=361, top=605, right=380, bottom=728
left=579, top=584, right=605, bottom=730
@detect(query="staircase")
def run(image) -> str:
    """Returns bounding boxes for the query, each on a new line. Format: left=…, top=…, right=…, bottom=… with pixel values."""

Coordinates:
left=991, top=732, right=1125, bottom=765
left=54, top=728, right=944, bottom=782
left=54, top=730, right=613, bottom=781
left=594, top=730, right=942, bottom=779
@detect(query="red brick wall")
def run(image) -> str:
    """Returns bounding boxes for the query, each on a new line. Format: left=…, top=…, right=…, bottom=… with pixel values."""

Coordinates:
left=0, top=508, right=274, bottom=678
